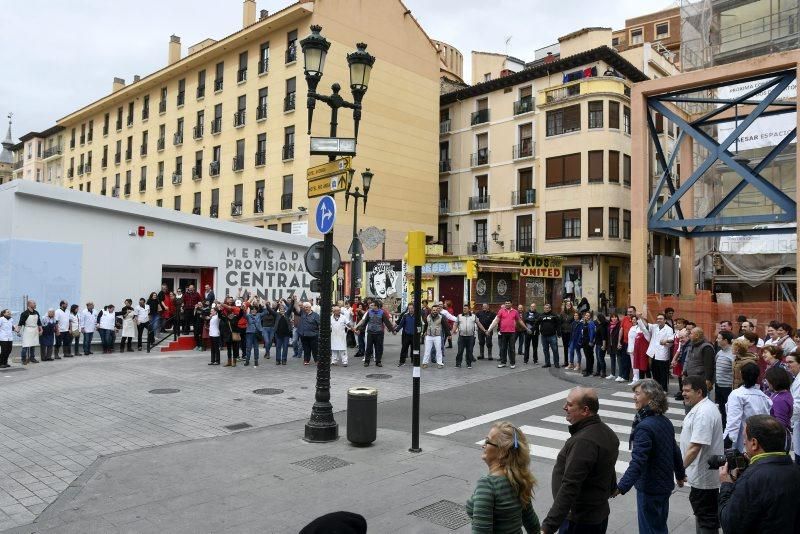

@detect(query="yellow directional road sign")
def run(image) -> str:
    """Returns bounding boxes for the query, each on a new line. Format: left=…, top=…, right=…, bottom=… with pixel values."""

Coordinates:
left=306, top=157, right=352, bottom=181
left=308, top=171, right=349, bottom=198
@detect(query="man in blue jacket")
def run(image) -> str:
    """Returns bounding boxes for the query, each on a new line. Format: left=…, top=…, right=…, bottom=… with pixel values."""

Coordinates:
left=718, top=414, right=800, bottom=533
left=394, top=303, right=419, bottom=367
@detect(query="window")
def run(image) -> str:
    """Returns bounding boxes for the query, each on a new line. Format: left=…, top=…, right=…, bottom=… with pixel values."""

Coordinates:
left=175, top=118, right=184, bottom=144
left=215, top=61, right=224, bottom=91
left=141, top=130, right=148, bottom=156
left=102, top=145, right=108, bottom=167
left=516, top=123, right=533, bottom=158
left=254, top=179, right=265, bottom=213
left=286, top=29, right=298, bottom=63
left=281, top=222, right=292, bottom=233
left=608, top=150, right=620, bottom=183
left=177, top=79, right=185, bottom=106
left=483, top=73, right=491, bottom=82
left=281, top=174, right=293, bottom=209
left=611, top=37, right=620, bottom=47
left=609, top=101, right=620, bottom=129
left=546, top=104, right=580, bottom=136
left=257, top=87, right=268, bottom=120
left=211, top=145, right=221, bottom=176
left=516, top=215, right=533, bottom=252
left=238, top=51, right=248, bottom=83
left=256, top=133, right=266, bottom=166
left=174, top=195, right=181, bottom=211
left=516, top=168, right=534, bottom=204
left=471, top=97, right=489, bottom=125
left=623, top=210, right=631, bottom=239
left=630, top=28, right=643, bottom=45
left=588, top=101, right=603, bottom=129
left=193, top=192, right=201, bottom=214
left=127, top=102, right=134, bottom=126
left=654, top=112, right=664, bottom=134
left=439, top=141, right=450, bottom=172
left=284, top=77, right=296, bottom=111
left=259, top=42, right=270, bottom=74
left=140, top=166, right=147, bottom=192
left=115, top=140, right=122, bottom=164
left=175, top=155, right=183, bottom=177
left=87, top=120, right=94, bottom=142
left=210, top=188, right=219, bottom=218
left=194, top=150, right=203, bottom=179
left=623, top=154, right=631, bottom=185
left=609, top=208, right=620, bottom=238
left=475, top=174, right=488, bottom=201
left=545, top=209, right=581, bottom=239
left=623, top=106, right=631, bottom=134
left=655, top=22, right=669, bottom=38
left=101, top=176, right=107, bottom=194
left=545, top=153, right=581, bottom=187
left=474, top=220, right=487, bottom=253
left=267, top=224, right=278, bottom=231
left=213, top=103, right=222, bottom=133
left=235, top=95, right=247, bottom=127
left=233, top=184, right=243, bottom=216
left=473, top=133, right=489, bottom=165
left=195, top=110, right=204, bottom=138
left=588, top=207, right=603, bottom=237
left=197, top=70, right=206, bottom=98
left=234, top=139, right=245, bottom=171
left=116, top=107, right=123, bottom=130
left=588, top=151, right=603, bottom=182
left=159, top=87, right=167, bottom=113
left=283, top=126, right=295, bottom=160
left=156, top=199, right=163, bottom=207
left=515, top=86, right=533, bottom=115
left=103, top=113, right=110, bottom=136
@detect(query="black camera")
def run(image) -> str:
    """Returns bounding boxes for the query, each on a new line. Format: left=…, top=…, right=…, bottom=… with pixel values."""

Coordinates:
left=708, top=448, right=749, bottom=473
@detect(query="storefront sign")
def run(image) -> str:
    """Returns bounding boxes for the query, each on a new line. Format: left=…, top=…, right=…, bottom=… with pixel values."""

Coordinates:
left=421, top=261, right=465, bottom=275
left=425, top=244, right=444, bottom=256
left=224, top=247, right=313, bottom=300
left=520, top=255, right=563, bottom=278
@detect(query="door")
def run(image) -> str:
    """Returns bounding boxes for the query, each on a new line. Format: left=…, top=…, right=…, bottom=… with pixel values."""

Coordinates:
left=439, top=275, right=465, bottom=315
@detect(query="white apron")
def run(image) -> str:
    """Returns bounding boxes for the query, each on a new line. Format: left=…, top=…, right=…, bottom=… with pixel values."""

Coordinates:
left=21, top=313, right=39, bottom=348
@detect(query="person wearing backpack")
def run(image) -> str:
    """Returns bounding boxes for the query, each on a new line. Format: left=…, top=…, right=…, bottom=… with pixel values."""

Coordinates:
left=354, top=300, right=396, bottom=367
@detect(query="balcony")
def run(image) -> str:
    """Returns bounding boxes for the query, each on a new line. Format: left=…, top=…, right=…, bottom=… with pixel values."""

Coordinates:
left=470, top=149, right=489, bottom=167
left=192, top=166, right=202, bottom=180
left=84, top=163, right=92, bottom=173
left=256, top=105, right=267, bottom=121
left=79, top=134, right=86, bottom=145
left=232, top=155, right=244, bottom=172
left=233, top=110, right=246, bottom=127
left=258, top=58, right=269, bottom=75
left=115, top=120, right=122, bottom=131
left=515, top=239, right=534, bottom=253
left=114, top=153, right=121, bottom=165
left=193, top=125, right=204, bottom=139
left=140, top=144, right=148, bottom=156
left=209, top=161, right=220, bottom=177
left=173, top=133, right=183, bottom=146
left=156, top=174, right=164, bottom=188
left=127, top=116, right=133, bottom=127
left=87, top=131, right=93, bottom=143
left=231, top=202, right=243, bottom=216
left=125, top=149, right=132, bottom=161
left=282, top=144, right=294, bottom=161
left=139, top=180, right=146, bottom=193
left=468, top=241, right=488, bottom=255
left=470, top=109, right=490, bottom=126
left=211, top=118, right=222, bottom=134
left=468, top=195, right=490, bottom=211
left=66, top=167, right=74, bottom=178
left=124, top=183, right=131, bottom=196
left=511, top=189, right=536, bottom=206
left=157, top=138, right=165, bottom=151
left=111, top=186, right=119, bottom=197
left=69, top=139, right=75, bottom=149
left=177, top=91, right=185, bottom=107
left=514, top=96, right=534, bottom=115
left=214, top=78, right=224, bottom=92
left=77, top=164, right=84, bottom=176
left=438, top=198, right=449, bottom=215
left=284, top=93, right=296, bottom=112
left=545, top=84, right=580, bottom=103
left=172, top=173, right=182, bottom=185
left=210, top=204, right=219, bottom=218
left=142, top=108, right=149, bottom=121
left=512, top=139, right=534, bottom=159
left=237, top=68, right=247, bottom=83
left=101, top=157, right=108, bottom=168
left=159, top=100, right=167, bottom=114
left=42, top=145, right=63, bottom=159
left=101, top=188, right=107, bottom=196
left=103, top=125, right=109, bottom=136
left=439, top=159, right=451, bottom=173
left=255, top=150, right=266, bottom=166
left=254, top=197, right=264, bottom=214
left=439, top=119, right=451, bottom=134
left=285, top=45, right=296, bottom=64
left=281, top=193, right=292, bottom=210
left=192, top=207, right=201, bottom=215
left=196, top=85, right=205, bottom=99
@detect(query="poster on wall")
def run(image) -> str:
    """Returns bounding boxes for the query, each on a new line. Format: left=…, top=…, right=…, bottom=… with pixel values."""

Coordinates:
left=475, top=275, right=490, bottom=304
left=366, top=260, right=402, bottom=299
left=563, top=266, right=582, bottom=301
left=492, top=273, right=512, bottom=301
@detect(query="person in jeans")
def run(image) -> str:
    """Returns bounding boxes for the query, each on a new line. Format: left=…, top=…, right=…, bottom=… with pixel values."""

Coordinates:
left=0, top=309, right=14, bottom=368
left=54, top=300, right=71, bottom=358
left=715, top=331, right=735, bottom=428
left=453, top=305, right=477, bottom=369
left=134, top=298, right=152, bottom=351
left=614, top=379, right=686, bottom=534
left=354, top=300, right=395, bottom=367
left=264, top=300, right=293, bottom=366
left=39, top=309, right=58, bottom=361
left=208, top=307, right=221, bottom=365
left=486, top=301, right=530, bottom=369
left=294, top=300, right=320, bottom=366
left=96, top=304, right=117, bottom=354
left=680, top=376, right=723, bottom=534
left=475, top=303, right=495, bottom=360
left=79, top=302, right=98, bottom=356
left=560, top=300, right=577, bottom=366
left=259, top=302, right=276, bottom=360
left=536, top=304, right=561, bottom=368
left=394, top=303, right=417, bottom=367
left=576, top=311, right=596, bottom=377
left=606, top=313, right=622, bottom=380
left=243, top=304, right=264, bottom=366
left=523, top=303, right=539, bottom=365
left=567, top=311, right=583, bottom=372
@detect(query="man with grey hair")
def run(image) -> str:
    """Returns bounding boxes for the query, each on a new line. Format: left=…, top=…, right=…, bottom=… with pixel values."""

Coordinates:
left=542, top=387, right=619, bottom=533
left=15, top=300, right=42, bottom=364
left=294, top=300, right=320, bottom=365
left=683, top=327, right=716, bottom=393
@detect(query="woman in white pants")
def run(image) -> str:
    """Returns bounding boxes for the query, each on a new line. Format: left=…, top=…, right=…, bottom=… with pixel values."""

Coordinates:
left=423, top=306, right=445, bottom=368
left=330, top=306, right=351, bottom=367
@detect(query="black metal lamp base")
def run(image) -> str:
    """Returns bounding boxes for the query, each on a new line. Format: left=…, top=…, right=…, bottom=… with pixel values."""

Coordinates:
left=304, top=420, right=339, bottom=442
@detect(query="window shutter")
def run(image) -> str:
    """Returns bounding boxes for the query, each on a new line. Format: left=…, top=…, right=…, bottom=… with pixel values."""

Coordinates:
left=564, top=153, right=581, bottom=185
left=564, top=105, right=580, bottom=131
left=588, top=207, right=603, bottom=237
left=588, top=151, right=603, bottom=182
left=545, top=211, right=563, bottom=239
left=609, top=151, right=620, bottom=182
left=546, top=156, right=563, bottom=187
left=609, top=101, right=620, bottom=129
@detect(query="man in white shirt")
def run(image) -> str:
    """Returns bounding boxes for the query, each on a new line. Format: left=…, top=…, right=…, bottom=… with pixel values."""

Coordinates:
left=725, top=362, right=772, bottom=452
left=79, top=302, right=98, bottom=355
left=330, top=306, right=351, bottom=367
left=681, top=376, right=724, bottom=534
left=54, top=300, right=72, bottom=357
left=133, top=298, right=152, bottom=351
left=638, top=312, right=674, bottom=394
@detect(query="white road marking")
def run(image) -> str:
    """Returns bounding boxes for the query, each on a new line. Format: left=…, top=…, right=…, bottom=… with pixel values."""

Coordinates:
left=428, top=389, right=571, bottom=436
left=598, top=408, right=683, bottom=428
left=541, top=416, right=681, bottom=439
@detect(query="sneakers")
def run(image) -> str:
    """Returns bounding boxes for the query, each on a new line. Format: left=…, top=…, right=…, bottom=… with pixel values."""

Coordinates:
left=627, top=381, right=637, bottom=386
left=422, top=364, right=428, bottom=369
left=510, top=365, right=516, bottom=369
left=244, top=361, right=249, bottom=366
left=376, top=362, right=383, bottom=367
left=467, top=365, right=472, bottom=369
left=303, top=362, right=310, bottom=366
left=437, top=364, right=444, bottom=369
left=606, top=375, right=617, bottom=380
left=254, top=362, right=258, bottom=367
left=397, top=362, right=406, bottom=367
left=497, top=363, right=506, bottom=368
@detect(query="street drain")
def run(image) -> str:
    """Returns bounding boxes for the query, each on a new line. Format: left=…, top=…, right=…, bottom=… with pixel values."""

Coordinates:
left=292, top=455, right=352, bottom=473
left=224, top=422, right=252, bottom=431
left=253, top=388, right=284, bottom=395
left=300, top=386, right=309, bottom=390
left=409, top=500, right=470, bottom=530
left=365, top=373, right=392, bottom=379
left=429, top=413, right=466, bottom=423
left=148, top=388, right=180, bottom=394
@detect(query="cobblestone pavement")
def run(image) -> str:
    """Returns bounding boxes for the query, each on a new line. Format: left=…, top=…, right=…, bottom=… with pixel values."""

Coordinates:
left=0, top=336, right=528, bottom=531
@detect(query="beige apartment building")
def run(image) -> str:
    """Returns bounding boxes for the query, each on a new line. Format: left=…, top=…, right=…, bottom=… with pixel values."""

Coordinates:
left=48, top=0, right=438, bottom=288
left=9, top=126, right=65, bottom=186
left=612, top=7, right=681, bottom=68
left=436, top=28, right=677, bottom=312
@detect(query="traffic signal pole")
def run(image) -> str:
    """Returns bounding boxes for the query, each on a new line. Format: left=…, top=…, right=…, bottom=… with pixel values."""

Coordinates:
left=410, top=264, right=422, bottom=453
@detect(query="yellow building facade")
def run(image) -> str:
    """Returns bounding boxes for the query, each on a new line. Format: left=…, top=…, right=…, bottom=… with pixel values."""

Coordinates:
left=54, top=0, right=439, bottom=289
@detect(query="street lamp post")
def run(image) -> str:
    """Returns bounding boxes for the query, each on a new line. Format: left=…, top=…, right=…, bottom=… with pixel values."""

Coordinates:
left=345, top=169, right=373, bottom=300
left=300, top=25, right=374, bottom=443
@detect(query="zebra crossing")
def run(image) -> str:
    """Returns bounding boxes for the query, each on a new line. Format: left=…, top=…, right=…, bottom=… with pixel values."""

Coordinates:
left=429, top=389, right=686, bottom=475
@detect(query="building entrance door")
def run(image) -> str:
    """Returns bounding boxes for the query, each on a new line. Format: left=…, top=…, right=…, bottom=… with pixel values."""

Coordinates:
left=162, top=267, right=201, bottom=293
left=439, top=275, right=465, bottom=315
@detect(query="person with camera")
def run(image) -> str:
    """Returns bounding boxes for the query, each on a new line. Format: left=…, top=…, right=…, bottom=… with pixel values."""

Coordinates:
left=718, top=414, right=800, bottom=533
left=680, top=375, right=724, bottom=534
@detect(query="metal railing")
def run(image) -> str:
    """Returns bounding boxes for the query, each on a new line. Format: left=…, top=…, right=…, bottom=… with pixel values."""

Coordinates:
left=210, top=204, right=219, bottom=218
left=468, top=195, right=490, bottom=211
left=237, top=68, right=247, bottom=83
left=159, top=100, right=167, bottom=114
left=124, top=183, right=131, bottom=196
left=156, top=174, right=164, bottom=188
left=142, top=108, right=149, bottom=121
left=285, top=45, right=297, bottom=63
left=77, top=164, right=84, bottom=175
left=140, top=144, right=148, bottom=156
left=439, top=159, right=451, bottom=173
left=546, top=84, right=580, bottom=103
left=197, top=85, right=205, bottom=99
left=284, top=93, right=296, bottom=112
left=515, top=239, right=534, bottom=253
left=470, top=149, right=489, bottom=167
left=231, top=202, right=243, bottom=216
left=192, top=207, right=201, bottom=215
left=468, top=241, right=488, bottom=254
left=13, top=160, right=24, bottom=170
left=512, top=189, right=536, bottom=205
left=513, top=140, right=534, bottom=159
left=281, top=193, right=292, bottom=210
left=139, top=180, right=146, bottom=192
left=192, top=166, right=202, bottom=180
left=157, top=138, right=165, bottom=150
left=173, top=133, right=183, bottom=145
left=255, top=151, right=266, bottom=166
left=111, top=186, right=119, bottom=197
left=232, top=155, right=244, bottom=171
left=282, top=144, right=294, bottom=160
left=438, top=198, right=449, bottom=215
left=233, top=111, right=246, bottom=127
left=125, top=149, right=132, bottom=160
left=256, top=105, right=267, bottom=120
left=211, top=117, right=222, bottom=134
left=470, top=108, right=490, bottom=125
left=172, top=173, right=182, bottom=185
left=209, top=161, right=220, bottom=177
left=254, top=198, right=264, bottom=214
left=214, top=78, right=224, bottom=92
left=440, top=119, right=451, bottom=134
left=514, top=96, right=534, bottom=115
left=43, top=145, right=62, bottom=158
left=114, top=153, right=121, bottom=164
left=258, top=58, right=269, bottom=74
left=193, top=125, right=204, bottom=139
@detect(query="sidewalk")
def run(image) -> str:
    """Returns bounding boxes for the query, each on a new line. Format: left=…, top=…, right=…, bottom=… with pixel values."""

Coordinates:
left=4, top=418, right=695, bottom=534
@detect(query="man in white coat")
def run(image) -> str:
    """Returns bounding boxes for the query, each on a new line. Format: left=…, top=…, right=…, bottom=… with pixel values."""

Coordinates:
left=330, top=306, right=351, bottom=367
left=79, top=302, right=99, bottom=355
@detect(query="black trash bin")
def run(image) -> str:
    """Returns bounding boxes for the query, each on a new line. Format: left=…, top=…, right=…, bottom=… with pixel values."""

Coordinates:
left=347, top=387, right=377, bottom=446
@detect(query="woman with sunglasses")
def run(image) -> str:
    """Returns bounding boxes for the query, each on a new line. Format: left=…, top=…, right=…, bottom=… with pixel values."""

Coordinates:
left=467, top=422, right=540, bottom=533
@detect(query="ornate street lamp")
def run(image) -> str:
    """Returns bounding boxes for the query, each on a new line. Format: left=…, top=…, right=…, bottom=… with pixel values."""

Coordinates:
left=345, top=169, right=376, bottom=302
left=346, top=43, right=375, bottom=141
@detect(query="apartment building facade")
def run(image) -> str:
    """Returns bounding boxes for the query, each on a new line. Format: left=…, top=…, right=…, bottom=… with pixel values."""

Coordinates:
left=437, top=28, right=678, bottom=313
left=612, top=7, right=681, bottom=67
left=48, top=0, right=438, bottom=285
left=9, top=126, right=65, bottom=186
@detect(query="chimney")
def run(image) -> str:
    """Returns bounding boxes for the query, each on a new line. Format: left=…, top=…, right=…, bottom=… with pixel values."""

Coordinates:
left=112, top=77, right=125, bottom=93
left=243, top=0, right=256, bottom=27
left=259, top=9, right=269, bottom=20
left=168, top=35, right=181, bottom=65
left=544, top=52, right=556, bottom=64
left=133, top=75, right=141, bottom=83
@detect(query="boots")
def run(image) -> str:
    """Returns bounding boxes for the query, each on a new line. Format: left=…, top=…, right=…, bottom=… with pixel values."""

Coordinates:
left=224, top=358, right=232, bottom=367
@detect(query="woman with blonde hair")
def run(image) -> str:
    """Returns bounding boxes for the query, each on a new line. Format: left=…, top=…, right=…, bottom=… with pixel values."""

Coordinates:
left=467, top=421, right=540, bottom=533
left=731, top=337, right=758, bottom=389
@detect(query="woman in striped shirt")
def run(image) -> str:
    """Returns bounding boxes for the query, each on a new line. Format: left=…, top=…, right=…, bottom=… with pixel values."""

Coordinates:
left=467, top=422, right=540, bottom=533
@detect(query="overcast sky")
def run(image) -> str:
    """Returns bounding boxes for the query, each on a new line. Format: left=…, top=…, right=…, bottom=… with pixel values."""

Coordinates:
left=1, top=0, right=675, bottom=140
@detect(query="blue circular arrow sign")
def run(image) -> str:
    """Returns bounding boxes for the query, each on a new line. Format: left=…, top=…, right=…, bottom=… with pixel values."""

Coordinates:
left=315, top=195, right=336, bottom=234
